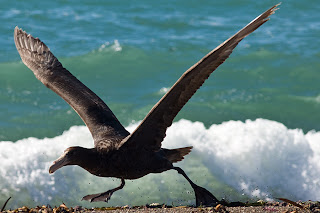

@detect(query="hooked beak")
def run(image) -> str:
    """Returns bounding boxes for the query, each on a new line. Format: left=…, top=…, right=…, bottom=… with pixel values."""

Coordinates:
left=49, top=152, right=70, bottom=174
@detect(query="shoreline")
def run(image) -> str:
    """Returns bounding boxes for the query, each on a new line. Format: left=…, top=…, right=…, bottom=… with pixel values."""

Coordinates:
left=2, top=200, right=319, bottom=213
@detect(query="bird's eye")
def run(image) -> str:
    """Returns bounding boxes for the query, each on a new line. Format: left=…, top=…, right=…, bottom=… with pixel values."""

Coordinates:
left=67, top=151, right=74, bottom=156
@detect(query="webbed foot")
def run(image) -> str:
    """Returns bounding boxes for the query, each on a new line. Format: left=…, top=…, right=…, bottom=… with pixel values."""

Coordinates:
left=193, top=185, right=219, bottom=207
left=173, top=167, right=219, bottom=207
left=81, top=178, right=125, bottom=203
left=82, top=190, right=114, bottom=202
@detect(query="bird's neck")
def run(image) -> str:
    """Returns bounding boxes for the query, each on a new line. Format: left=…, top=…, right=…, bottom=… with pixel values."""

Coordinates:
left=76, top=148, right=102, bottom=175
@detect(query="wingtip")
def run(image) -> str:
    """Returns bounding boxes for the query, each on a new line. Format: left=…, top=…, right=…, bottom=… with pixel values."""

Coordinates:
left=14, top=26, right=24, bottom=38
left=244, top=2, right=279, bottom=29
left=271, top=3, right=281, bottom=13
left=254, top=3, right=279, bottom=23
left=14, top=26, right=26, bottom=47
left=14, top=26, right=23, bottom=51
left=14, top=26, right=20, bottom=39
left=14, top=27, right=51, bottom=53
left=270, top=2, right=281, bottom=10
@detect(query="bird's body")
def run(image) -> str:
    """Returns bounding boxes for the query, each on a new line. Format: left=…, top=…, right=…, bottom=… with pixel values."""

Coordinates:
left=75, top=147, right=180, bottom=179
left=13, top=4, right=279, bottom=206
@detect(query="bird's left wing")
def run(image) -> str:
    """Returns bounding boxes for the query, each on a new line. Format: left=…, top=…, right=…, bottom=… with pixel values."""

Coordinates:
left=14, top=27, right=130, bottom=148
left=120, top=4, right=279, bottom=151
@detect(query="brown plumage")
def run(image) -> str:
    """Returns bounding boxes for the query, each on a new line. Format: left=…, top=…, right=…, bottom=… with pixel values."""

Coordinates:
left=13, top=4, right=279, bottom=206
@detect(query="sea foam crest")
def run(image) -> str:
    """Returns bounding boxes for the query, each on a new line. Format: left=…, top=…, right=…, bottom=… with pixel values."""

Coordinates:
left=0, top=126, right=93, bottom=207
left=0, top=119, right=319, bottom=207
left=163, top=119, right=320, bottom=201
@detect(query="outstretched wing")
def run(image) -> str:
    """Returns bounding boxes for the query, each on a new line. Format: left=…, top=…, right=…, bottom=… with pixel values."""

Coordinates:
left=14, top=27, right=129, bottom=148
left=120, top=4, right=279, bottom=151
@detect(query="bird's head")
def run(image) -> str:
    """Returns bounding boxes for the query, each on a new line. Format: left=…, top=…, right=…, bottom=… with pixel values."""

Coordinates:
left=49, top=146, right=91, bottom=174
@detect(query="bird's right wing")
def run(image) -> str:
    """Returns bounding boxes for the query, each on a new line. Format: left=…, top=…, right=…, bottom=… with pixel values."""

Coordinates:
left=14, top=27, right=130, bottom=148
left=119, top=4, right=279, bottom=151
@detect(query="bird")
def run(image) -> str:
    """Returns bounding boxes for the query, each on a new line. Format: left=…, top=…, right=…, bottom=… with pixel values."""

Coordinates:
left=14, top=4, right=279, bottom=207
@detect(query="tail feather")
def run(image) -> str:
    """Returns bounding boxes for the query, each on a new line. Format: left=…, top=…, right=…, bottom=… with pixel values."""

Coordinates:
left=163, top=146, right=193, bottom=163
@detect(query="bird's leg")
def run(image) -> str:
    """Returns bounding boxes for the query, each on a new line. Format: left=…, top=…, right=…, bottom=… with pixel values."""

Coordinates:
left=82, top=178, right=125, bottom=202
left=173, top=167, right=219, bottom=207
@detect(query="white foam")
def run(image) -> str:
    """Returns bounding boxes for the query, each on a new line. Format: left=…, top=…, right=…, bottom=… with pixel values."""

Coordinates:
left=0, top=126, right=93, bottom=206
left=0, top=119, right=319, bottom=207
left=158, top=87, right=170, bottom=95
left=163, top=119, right=320, bottom=201
left=98, top=40, right=122, bottom=52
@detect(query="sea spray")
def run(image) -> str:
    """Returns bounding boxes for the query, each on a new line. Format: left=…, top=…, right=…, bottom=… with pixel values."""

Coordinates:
left=0, top=126, right=92, bottom=207
left=1, top=119, right=319, bottom=208
left=0, top=124, right=202, bottom=208
left=164, top=119, right=320, bottom=201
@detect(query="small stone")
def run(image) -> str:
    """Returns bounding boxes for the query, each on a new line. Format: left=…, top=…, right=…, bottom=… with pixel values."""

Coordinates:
left=18, top=206, right=29, bottom=212
left=215, top=204, right=226, bottom=211
left=59, top=203, right=67, bottom=209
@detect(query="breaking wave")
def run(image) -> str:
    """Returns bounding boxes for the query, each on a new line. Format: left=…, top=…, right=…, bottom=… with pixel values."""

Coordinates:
left=1, top=118, right=319, bottom=208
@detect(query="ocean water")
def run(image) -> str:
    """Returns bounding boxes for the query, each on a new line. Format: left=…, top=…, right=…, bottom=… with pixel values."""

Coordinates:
left=1, top=0, right=320, bottom=209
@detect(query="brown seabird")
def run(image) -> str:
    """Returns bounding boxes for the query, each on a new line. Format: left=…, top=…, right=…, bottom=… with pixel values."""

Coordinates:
left=13, top=4, right=279, bottom=206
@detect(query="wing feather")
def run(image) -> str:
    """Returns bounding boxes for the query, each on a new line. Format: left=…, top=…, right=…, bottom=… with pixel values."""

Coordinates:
left=14, top=27, right=129, bottom=148
left=120, top=4, right=279, bottom=151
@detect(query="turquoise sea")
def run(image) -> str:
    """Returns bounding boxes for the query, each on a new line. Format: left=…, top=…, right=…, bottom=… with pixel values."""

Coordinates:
left=1, top=0, right=320, bottom=209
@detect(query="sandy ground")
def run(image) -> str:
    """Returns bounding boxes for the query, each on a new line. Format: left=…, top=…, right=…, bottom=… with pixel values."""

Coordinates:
left=2, top=201, right=320, bottom=213
left=86, top=205, right=307, bottom=213
left=0, top=206, right=309, bottom=213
